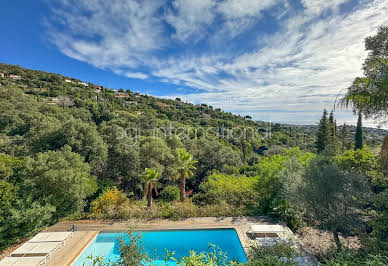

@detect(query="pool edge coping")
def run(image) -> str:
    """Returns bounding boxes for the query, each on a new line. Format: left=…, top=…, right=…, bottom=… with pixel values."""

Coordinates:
left=68, top=231, right=98, bottom=266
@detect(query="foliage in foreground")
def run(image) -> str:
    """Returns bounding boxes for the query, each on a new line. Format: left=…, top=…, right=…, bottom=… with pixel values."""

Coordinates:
left=322, top=248, right=388, bottom=266
left=246, top=242, right=299, bottom=266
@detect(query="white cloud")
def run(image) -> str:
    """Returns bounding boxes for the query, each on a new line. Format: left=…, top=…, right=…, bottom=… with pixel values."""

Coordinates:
left=218, top=0, right=280, bottom=18
left=165, top=0, right=216, bottom=42
left=125, top=72, right=148, bottom=80
left=47, top=0, right=166, bottom=69
left=45, top=0, right=388, bottom=125
left=301, top=0, right=349, bottom=14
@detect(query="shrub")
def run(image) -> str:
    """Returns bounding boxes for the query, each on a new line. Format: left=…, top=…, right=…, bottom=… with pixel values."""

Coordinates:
left=91, top=187, right=128, bottom=217
left=323, top=248, right=388, bottom=265
left=255, top=149, right=314, bottom=230
left=170, top=200, right=198, bottom=219
left=336, top=149, right=384, bottom=186
left=117, top=229, right=151, bottom=266
left=199, top=201, right=249, bottom=217
left=174, top=244, right=241, bottom=265
left=196, top=172, right=258, bottom=206
left=247, top=242, right=299, bottom=266
left=88, top=199, right=255, bottom=220
left=158, top=202, right=176, bottom=219
left=159, top=185, right=180, bottom=202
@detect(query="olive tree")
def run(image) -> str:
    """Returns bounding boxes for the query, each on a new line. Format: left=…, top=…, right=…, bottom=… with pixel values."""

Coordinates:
left=295, top=157, right=371, bottom=250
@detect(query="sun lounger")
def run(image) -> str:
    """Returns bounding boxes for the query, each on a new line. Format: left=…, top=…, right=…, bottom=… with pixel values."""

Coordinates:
left=248, top=224, right=286, bottom=240
left=248, top=224, right=285, bottom=234
left=0, top=256, right=46, bottom=266
left=11, top=242, right=61, bottom=259
left=28, top=232, right=73, bottom=245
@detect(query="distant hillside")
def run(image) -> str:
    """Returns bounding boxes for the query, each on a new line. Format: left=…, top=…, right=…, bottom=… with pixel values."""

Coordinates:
left=288, top=124, right=387, bottom=149
left=0, top=62, right=386, bottom=155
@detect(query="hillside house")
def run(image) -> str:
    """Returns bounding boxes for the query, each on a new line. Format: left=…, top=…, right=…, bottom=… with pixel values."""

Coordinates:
left=46, top=97, right=59, bottom=105
left=65, top=79, right=72, bottom=83
left=94, top=88, right=101, bottom=94
left=0, top=73, right=4, bottom=77
left=9, top=74, right=21, bottom=80
left=115, top=92, right=127, bottom=98
left=79, top=82, right=88, bottom=86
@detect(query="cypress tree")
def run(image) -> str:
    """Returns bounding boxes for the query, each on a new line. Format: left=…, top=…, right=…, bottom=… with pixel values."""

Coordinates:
left=339, top=123, right=349, bottom=154
left=328, top=111, right=336, bottom=140
left=316, top=109, right=329, bottom=153
left=326, top=111, right=338, bottom=155
left=355, top=112, right=363, bottom=150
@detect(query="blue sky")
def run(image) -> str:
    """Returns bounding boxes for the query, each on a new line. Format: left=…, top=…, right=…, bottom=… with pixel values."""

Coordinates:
left=1, top=0, right=387, bottom=126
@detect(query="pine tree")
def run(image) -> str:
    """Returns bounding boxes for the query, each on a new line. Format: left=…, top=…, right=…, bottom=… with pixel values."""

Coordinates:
left=316, top=109, right=329, bottom=153
left=339, top=123, right=349, bottom=154
left=355, top=112, right=363, bottom=150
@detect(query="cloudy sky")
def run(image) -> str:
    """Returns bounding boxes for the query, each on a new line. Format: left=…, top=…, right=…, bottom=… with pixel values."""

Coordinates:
left=1, top=0, right=387, bottom=126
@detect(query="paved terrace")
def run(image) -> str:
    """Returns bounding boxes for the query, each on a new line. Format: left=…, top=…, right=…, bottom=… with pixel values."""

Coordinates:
left=43, top=217, right=303, bottom=265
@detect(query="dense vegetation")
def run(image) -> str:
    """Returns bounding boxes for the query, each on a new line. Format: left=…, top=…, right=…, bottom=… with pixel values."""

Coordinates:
left=1, top=25, right=388, bottom=265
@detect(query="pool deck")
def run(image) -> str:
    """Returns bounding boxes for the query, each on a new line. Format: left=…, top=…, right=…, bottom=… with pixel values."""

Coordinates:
left=43, top=216, right=298, bottom=265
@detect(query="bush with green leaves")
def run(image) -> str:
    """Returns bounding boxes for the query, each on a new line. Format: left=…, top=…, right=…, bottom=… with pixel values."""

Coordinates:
left=170, top=244, right=242, bottom=266
left=254, top=148, right=314, bottom=229
left=322, top=248, right=388, bottom=265
left=91, top=187, right=128, bottom=218
left=20, top=146, right=98, bottom=220
left=247, top=242, right=299, bottom=266
left=194, top=172, right=258, bottom=207
left=293, top=156, right=372, bottom=250
left=160, top=185, right=180, bottom=202
left=336, top=148, right=384, bottom=186
left=255, top=148, right=314, bottom=212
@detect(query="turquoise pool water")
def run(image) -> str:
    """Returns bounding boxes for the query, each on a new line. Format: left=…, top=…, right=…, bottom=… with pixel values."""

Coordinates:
left=73, top=229, right=247, bottom=265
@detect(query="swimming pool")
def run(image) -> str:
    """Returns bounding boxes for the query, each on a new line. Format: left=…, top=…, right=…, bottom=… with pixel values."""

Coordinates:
left=73, top=229, right=247, bottom=265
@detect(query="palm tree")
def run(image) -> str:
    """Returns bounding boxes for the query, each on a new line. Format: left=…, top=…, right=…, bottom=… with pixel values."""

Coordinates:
left=142, top=168, right=160, bottom=208
left=173, top=148, right=197, bottom=202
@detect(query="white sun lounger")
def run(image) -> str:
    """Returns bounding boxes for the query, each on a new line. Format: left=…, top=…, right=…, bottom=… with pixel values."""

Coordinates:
left=29, top=232, right=73, bottom=245
left=248, top=224, right=285, bottom=234
left=248, top=224, right=286, bottom=240
left=11, top=242, right=62, bottom=259
left=0, top=256, right=47, bottom=266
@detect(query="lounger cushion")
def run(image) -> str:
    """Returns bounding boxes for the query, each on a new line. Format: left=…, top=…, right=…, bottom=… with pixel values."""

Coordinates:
left=11, top=242, right=61, bottom=256
left=0, top=256, right=46, bottom=266
left=28, top=232, right=72, bottom=243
